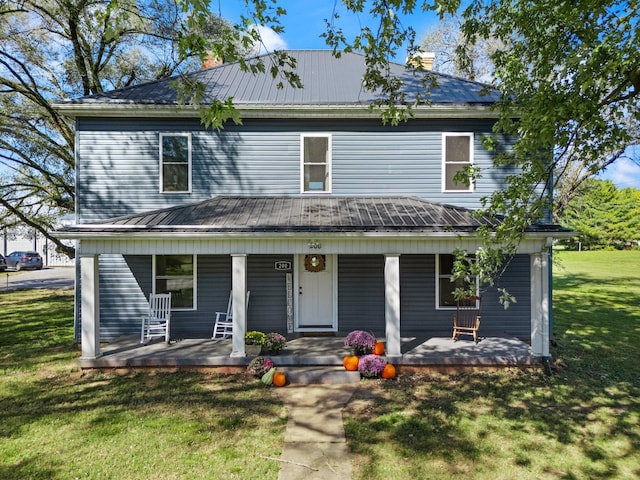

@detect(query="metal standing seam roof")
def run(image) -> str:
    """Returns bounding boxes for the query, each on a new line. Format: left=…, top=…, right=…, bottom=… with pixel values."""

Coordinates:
left=59, top=50, right=500, bottom=108
left=59, top=196, right=567, bottom=235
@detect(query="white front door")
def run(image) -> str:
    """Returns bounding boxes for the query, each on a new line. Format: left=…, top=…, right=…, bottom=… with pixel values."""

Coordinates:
left=297, top=254, right=337, bottom=331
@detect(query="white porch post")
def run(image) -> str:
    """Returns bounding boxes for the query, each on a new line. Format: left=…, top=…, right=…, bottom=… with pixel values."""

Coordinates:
left=80, top=254, right=101, bottom=359
left=230, top=254, right=248, bottom=357
left=384, top=254, right=402, bottom=358
left=530, top=251, right=550, bottom=357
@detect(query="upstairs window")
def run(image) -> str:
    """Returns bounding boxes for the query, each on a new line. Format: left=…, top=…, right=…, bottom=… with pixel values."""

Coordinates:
left=442, top=133, right=473, bottom=192
left=160, top=133, right=191, bottom=193
left=301, top=134, right=331, bottom=193
left=155, top=255, right=196, bottom=309
left=436, top=254, right=478, bottom=308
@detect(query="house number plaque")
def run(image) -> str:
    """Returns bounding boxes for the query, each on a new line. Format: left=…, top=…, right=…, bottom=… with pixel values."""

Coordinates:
left=275, top=261, right=292, bottom=271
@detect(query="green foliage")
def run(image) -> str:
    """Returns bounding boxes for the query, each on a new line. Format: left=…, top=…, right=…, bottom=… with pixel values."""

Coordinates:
left=0, top=0, right=231, bottom=256
left=559, top=179, right=640, bottom=249
left=173, top=0, right=638, bottom=300
left=245, top=330, right=266, bottom=345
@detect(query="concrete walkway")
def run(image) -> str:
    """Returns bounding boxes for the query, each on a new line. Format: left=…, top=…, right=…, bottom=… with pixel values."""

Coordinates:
left=275, top=384, right=358, bottom=480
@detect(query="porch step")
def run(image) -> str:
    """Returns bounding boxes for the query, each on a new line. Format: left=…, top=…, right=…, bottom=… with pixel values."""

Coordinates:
left=281, top=366, right=360, bottom=385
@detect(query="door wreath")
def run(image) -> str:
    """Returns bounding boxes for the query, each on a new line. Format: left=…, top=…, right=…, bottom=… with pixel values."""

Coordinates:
left=304, top=254, right=325, bottom=272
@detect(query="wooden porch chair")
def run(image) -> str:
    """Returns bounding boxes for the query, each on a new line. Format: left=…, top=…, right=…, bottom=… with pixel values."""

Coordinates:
left=452, top=296, right=481, bottom=344
left=212, top=290, right=250, bottom=339
left=140, top=293, right=172, bottom=344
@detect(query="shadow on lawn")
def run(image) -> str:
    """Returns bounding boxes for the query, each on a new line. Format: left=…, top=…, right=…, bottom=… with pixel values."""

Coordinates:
left=343, top=272, right=640, bottom=479
left=0, top=290, right=75, bottom=371
left=0, top=370, right=284, bottom=480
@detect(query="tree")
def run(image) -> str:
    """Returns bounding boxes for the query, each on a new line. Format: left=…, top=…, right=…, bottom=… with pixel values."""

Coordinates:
left=560, top=179, right=640, bottom=249
left=179, top=0, right=638, bottom=302
left=5, top=0, right=639, bottom=294
left=419, top=14, right=501, bottom=82
left=0, top=0, right=230, bottom=257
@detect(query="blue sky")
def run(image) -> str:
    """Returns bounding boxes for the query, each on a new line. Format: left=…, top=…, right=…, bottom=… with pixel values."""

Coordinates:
left=213, top=1, right=640, bottom=190
left=216, top=0, right=439, bottom=52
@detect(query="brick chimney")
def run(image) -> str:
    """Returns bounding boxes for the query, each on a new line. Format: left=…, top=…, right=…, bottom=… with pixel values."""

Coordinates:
left=406, top=51, right=435, bottom=71
left=202, top=54, right=223, bottom=69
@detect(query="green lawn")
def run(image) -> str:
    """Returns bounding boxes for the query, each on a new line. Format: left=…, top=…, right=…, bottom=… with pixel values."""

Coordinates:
left=1, top=251, right=639, bottom=479
left=344, top=250, right=640, bottom=479
left=0, top=289, right=286, bottom=480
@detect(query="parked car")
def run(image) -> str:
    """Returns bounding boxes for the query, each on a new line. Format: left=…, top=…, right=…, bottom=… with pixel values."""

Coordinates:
left=0, top=254, right=6, bottom=272
left=5, top=251, right=43, bottom=271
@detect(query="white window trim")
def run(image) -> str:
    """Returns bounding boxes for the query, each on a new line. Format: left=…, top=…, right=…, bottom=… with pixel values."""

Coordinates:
left=300, top=133, right=332, bottom=194
left=435, top=253, right=479, bottom=310
left=159, top=133, right=192, bottom=193
left=442, top=132, right=474, bottom=193
left=152, top=254, right=197, bottom=311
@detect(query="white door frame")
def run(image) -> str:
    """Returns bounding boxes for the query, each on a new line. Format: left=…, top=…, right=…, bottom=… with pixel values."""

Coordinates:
left=294, top=254, right=338, bottom=332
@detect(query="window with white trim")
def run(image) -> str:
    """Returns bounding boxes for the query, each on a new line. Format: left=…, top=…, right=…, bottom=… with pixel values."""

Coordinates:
left=155, top=255, right=196, bottom=309
left=442, top=133, right=473, bottom=192
left=301, top=134, right=331, bottom=193
left=436, top=254, right=478, bottom=308
left=160, top=133, right=191, bottom=193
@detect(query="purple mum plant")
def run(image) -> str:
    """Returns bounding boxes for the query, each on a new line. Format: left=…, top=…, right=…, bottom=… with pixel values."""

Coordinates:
left=264, top=332, right=287, bottom=352
left=344, top=330, right=376, bottom=355
left=247, top=356, right=274, bottom=377
left=357, top=354, right=387, bottom=378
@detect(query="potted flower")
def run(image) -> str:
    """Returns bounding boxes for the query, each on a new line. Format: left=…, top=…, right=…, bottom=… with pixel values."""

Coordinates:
left=247, top=356, right=274, bottom=377
left=357, top=354, right=387, bottom=378
left=263, top=332, right=287, bottom=355
left=245, top=330, right=266, bottom=356
left=344, top=330, right=376, bottom=356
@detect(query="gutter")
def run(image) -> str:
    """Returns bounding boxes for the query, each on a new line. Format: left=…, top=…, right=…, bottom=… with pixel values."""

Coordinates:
left=52, top=103, right=501, bottom=120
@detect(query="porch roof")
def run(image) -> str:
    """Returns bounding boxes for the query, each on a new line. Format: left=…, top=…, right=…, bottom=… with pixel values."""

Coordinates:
left=59, top=196, right=569, bottom=236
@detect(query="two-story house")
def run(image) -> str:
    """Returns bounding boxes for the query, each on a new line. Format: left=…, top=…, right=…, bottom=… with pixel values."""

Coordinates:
left=56, top=50, right=565, bottom=363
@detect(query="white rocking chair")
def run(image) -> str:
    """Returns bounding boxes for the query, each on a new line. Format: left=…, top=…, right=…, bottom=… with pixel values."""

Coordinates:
left=140, top=293, right=172, bottom=343
left=212, top=291, right=250, bottom=339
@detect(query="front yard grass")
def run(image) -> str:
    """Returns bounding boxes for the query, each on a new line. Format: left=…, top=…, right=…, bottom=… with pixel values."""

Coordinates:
left=0, top=289, right=286, bottom=480
left=1, top=250, right=639, bottom=479
left=344, top=250, right=640, bottom=479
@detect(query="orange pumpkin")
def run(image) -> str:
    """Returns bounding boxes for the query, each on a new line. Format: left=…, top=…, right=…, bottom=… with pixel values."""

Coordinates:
left=273, top=371, right=286, bottom=387
left=372, top=341, right=385, bottom=356
left=381, top=363, right=396, bottom=379
left=343, top=355, right=359, bottom=371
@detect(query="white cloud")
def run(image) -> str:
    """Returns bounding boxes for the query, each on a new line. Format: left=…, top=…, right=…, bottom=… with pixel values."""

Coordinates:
left=599, top=155, right=640, bottom=189
left=252, top=25, right=288, bottom=55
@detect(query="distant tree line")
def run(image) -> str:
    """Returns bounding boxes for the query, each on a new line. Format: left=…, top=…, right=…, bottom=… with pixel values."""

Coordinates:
left=557, top=179, right=640, bottom=250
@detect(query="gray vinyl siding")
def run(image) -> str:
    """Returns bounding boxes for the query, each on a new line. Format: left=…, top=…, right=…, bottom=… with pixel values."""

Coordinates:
left=246, top=255, right=293, bottom=334
left=487, top=255, right=531, bottom=339
left=337, top=255, right=386, bottom=336
left=399, top=254, right=531, bottom=340
left=90, top=252, right=530, bottom=341
left=93, top=254, right=293, bottom=340
left=97, top=255, right=150, bottom=339
left=76, top=118, right=511, bottom=222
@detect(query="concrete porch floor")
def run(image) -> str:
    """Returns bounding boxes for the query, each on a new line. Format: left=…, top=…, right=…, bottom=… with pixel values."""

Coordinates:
left=79, top=335, right=539, bottom=369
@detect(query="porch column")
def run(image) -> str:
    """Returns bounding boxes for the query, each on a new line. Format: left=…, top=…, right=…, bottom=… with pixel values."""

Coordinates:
left=384, top=254, right=402, bottom=358
left=80, top=254, right=101, bottom=359
left=230, top=254, right=248, bottom=357
left=530, top=251, right=550, bottom=357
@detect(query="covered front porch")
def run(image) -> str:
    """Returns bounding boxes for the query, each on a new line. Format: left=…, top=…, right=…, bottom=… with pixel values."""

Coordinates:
left=60, top=196, right=565, bottom=366
left=78, top=334, right=539, bottom=370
